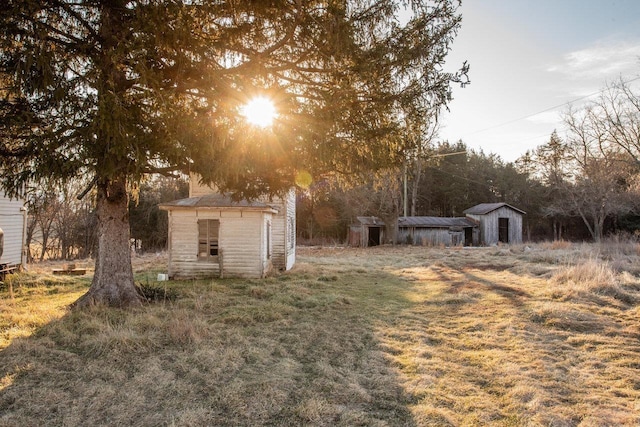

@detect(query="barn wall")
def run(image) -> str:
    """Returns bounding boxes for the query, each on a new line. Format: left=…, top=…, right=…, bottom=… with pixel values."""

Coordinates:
left=398, top=227, right=464, bottom=247
left=167, top=209, right=272, bottom=279
left=361, top=226, right=370, bottom=247
left=508, top=209, right=523, bottom=244
left=349, top=225, right=373, bottom=247
left=472, top=207, right=523, bottom=245
left=0, top=194, right=26, bottom=266
left=348, top=226, right=362, bottom=247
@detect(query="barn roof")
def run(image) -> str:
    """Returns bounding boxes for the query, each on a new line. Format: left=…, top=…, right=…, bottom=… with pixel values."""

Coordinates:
left=398, top=216, right=477, bottom=228
left=159, top=194, right=278, bottom=212
left=354, top=216, right=385, bottom=226
left=463, top=203, right=526, bottom=215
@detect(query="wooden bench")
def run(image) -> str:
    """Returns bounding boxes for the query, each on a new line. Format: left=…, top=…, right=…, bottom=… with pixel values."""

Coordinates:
left=0, top=264, right=18, bottom=281
left=52, top=268, right=87, bottom=276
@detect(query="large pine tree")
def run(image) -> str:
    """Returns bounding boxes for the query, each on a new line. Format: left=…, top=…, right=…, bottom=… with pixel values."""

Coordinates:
left=0, top=0, right=467, bottom=307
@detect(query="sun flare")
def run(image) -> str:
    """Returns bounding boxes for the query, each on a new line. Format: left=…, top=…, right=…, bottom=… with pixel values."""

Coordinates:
left=241, top=96, right=277, bottom=127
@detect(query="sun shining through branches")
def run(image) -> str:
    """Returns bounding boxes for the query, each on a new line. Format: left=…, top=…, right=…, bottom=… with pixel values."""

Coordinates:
left=241, top=96, right=277, bottom=128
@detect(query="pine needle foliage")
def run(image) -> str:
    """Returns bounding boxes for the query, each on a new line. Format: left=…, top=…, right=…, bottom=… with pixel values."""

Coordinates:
left=1, top=0, right=467, bottom=197
left=0, top=0, right=467, bottom=306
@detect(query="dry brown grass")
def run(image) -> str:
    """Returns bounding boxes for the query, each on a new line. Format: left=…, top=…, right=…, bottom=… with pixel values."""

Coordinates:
left=1, top=243, right=639, bottom=426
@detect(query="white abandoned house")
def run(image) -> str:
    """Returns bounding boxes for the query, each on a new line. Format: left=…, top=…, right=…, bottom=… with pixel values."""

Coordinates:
left=350, top=202, right=525, bottom=247
left=160, top=176, right=295, bottom=279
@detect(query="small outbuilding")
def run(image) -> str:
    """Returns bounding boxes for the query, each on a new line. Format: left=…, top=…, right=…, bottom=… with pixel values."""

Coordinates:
left=0, top=191, right=27, bottom=276
left=350, top=202, right=525, bottom=248
left=398, top=216, right=477, bottom=247
left=463, top=203, right=525, bottom=245
left=160, top=178, right=295, bottom=279
left=348, top=216, right=385, bottom=247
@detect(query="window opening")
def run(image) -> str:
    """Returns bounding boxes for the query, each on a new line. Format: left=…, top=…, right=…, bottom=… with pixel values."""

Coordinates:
left=198, top=219, right=219, bottom=260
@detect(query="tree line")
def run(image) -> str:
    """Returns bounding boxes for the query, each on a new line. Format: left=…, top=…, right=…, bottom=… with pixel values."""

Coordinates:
left=24, top=79, right=640, bottom=258
left=298, top=79, right=640, bottom=244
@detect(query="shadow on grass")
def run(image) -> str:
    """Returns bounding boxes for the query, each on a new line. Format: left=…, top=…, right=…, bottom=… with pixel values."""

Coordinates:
left=394, top=261, right=640, bottom=426
left=0, top=265, right=420, bottom=426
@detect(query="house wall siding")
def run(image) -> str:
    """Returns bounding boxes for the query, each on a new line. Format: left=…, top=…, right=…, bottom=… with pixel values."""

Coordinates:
left=167, top=209, right=272, bottom=279
left=0, top=194, right=25, bottom=266
left=189, top=175, right=216, bottom=198
left=271, top=189, right=296, bottom=271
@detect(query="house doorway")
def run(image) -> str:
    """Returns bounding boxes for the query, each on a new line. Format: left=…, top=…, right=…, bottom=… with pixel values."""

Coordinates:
left=368, top=227, right=381, bottom=246
left=498, top=218, right=509, bottom=243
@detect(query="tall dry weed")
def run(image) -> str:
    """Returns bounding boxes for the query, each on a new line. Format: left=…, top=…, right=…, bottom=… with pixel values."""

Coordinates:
left=540, top=240, right=572, bottom=250
left=551, top=259, right=635, bottom=303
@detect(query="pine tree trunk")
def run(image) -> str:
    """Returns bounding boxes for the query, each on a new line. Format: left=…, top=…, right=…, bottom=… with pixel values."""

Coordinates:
left=74, top=178, right=142, bottom=308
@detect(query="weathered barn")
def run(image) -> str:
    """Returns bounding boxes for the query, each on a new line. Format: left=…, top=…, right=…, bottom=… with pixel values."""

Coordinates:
left=348, top=216, right=385, bottom=247
left=0, top=191, right=27, bottom=275
left=398, top=216, right=477, bottom=247
left=160, top=177, right=295, bottom=279
left=463, top=203, right=525, bottom=245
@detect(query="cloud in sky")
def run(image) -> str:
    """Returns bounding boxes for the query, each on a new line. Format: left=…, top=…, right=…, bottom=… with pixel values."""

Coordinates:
left=439, top=1, right=640, bottom=162
left=548, top=40, right=640, bottom=80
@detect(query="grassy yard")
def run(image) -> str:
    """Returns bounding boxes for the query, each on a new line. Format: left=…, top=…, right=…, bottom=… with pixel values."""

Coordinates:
left=1, top=243, right=639, bottom=426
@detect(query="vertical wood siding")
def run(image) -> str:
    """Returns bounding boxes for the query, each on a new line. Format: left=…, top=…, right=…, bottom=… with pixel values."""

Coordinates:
left=472, top=207, right=523, bottom=245
left=0, top=194, right=26, bottom=266
left=397, top=228, right=464, bottom=246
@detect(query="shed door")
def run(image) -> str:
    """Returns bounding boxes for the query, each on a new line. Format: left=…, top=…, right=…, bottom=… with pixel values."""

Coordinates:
left=368, top=227, right=381, bottom=246
left=464, top=227, right=472, bottom=246
left=498, top=218, right=509, bottom=243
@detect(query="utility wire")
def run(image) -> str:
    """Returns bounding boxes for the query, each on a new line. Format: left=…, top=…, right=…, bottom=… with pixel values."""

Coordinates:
left=461, top=75, right=640, bottom=138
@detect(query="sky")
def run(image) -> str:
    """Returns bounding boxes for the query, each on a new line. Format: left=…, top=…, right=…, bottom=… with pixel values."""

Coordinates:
left=439, top=0, right=640, bottom=162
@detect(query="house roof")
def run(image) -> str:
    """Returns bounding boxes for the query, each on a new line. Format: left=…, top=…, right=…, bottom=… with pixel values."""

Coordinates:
left=463, top=203, right=526, bottom=215
left=354, top=216, right=385, bottom=226
left=159, top=193, right=278, bottom=212
left=398, top=216, right=477, bottom=228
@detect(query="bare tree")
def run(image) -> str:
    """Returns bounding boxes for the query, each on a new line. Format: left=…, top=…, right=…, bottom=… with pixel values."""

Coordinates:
left=597, top=79, right=640, bottom=164
left=555, top=95, right=640, bottom=242
left=525, top=131, right=571, bottom=240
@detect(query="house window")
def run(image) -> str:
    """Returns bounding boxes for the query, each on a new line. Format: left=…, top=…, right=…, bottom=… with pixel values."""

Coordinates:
left=198, top=219, right=219, bottom=260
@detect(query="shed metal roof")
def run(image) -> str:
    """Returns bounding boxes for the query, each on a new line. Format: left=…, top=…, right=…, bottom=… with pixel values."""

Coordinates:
left=398, top=216, right=477, bottom=228
left=159, top=193, right=278, bottom=212
left=354, top=216, right=385, bottom=226
left=463, top=203, right=526, bottom=215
